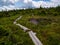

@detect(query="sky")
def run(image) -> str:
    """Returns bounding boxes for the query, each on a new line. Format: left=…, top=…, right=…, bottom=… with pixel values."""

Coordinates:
left=0, top=0, right=60, bottom=11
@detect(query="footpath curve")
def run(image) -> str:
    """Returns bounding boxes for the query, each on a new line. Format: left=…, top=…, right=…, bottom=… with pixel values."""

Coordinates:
left=13, top=16, right=43, bottom=45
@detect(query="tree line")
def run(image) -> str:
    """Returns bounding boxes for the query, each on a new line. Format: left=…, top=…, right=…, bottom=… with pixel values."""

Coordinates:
left=0, top=6, right=60, bottom=17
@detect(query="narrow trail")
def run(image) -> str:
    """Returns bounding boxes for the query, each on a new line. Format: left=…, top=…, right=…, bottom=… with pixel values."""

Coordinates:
left=13, top=16, right=43, bottom=45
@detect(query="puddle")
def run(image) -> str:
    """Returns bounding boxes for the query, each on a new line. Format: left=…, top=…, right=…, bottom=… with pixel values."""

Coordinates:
left=29, top=18, right=39, bottom=25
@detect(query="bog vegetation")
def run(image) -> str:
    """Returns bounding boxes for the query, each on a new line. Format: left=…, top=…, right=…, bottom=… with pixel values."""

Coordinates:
left=0, top=6, right=60, bottom=45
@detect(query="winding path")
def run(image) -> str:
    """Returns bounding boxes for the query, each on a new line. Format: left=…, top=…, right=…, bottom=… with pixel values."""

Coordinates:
left=13, top=16, right=43, bottom=45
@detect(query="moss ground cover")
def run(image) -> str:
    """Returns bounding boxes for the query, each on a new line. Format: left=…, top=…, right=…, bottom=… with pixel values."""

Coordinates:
left=17, top=15, right=60, bottom=45
left=0, top=15, right=34, bottom=45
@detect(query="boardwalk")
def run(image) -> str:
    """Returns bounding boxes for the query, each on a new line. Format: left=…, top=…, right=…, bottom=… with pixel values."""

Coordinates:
left=13, top=16, right=43, bottom=45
